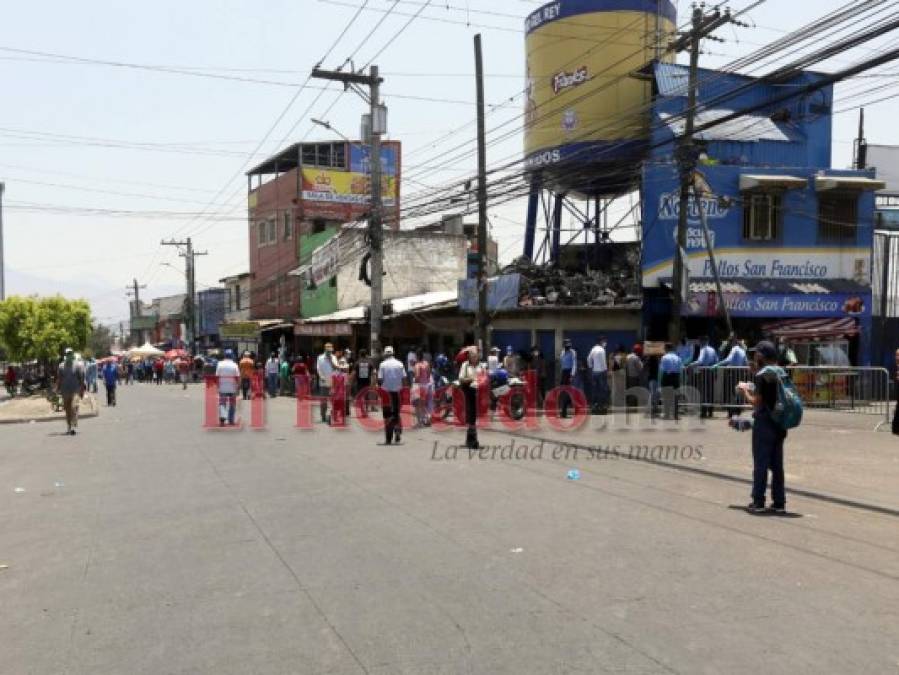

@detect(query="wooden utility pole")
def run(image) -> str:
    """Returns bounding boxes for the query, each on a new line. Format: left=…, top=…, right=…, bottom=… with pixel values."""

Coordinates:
left=312, top=65, right=386, bottom=356
left=669, top=6, right=741, bottom=342
left=474, top=34, right=489, bottom=353
left=161, top=238, right=206, bottom=352
left=125, top=277, right=147, bottom=345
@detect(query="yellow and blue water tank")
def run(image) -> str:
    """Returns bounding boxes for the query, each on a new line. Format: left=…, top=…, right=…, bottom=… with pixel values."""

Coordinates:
left=524, top=0, right=677, bottom=188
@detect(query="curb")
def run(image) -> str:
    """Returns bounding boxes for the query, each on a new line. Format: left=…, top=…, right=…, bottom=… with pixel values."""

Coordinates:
left=0, top=411, right=100, bottom=425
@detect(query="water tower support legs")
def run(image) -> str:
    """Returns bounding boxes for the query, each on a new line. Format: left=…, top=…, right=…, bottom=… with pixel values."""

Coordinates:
left=524, top=180, right=539, bottom=260
left=551, top=193, right=565, bottom=264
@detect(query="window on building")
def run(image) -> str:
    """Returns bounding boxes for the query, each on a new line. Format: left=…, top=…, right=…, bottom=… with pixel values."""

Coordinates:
left=300, top=143, right=347, bottom=170
left=742, top=193, right=781, bottom=241
left=284, top=212, right=292, bottom=240
left=257, top=222, right=267, bottom=246
left=234, top=285, right=241, bottom=311
left=819, top=193, right=858, bottom=243
left=332, top=145, right=346, bottom=169
left=268, top=220, right=276, bottom=243
left=317, top=144, right=331, bottom=167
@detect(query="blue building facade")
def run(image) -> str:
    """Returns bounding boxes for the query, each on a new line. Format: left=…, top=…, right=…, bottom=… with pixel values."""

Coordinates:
left=197, top=288, right=228, bottom=349
left=642, top=63, right=883, bottom=364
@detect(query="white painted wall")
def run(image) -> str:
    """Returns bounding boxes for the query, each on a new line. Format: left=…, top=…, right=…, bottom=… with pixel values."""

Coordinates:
left=335, top=230, right=467, bottom=310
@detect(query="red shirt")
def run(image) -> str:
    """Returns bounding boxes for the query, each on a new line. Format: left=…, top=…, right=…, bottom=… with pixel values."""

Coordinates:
left=292, top=362, right=308, bottom=376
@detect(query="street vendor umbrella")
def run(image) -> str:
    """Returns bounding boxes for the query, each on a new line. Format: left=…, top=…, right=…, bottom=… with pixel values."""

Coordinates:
left=97, top=356, right=119, bottom=365
left=165, top=348, right=188, bottom=360
left=128, top=342, right=165, bottom=359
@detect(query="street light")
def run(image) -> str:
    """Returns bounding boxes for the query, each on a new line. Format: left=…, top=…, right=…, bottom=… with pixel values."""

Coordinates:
left=310, top=118, right=352, bottom=143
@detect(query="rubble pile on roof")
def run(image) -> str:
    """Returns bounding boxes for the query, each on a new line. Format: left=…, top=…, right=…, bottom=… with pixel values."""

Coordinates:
left=501, top=254, right=641, bottom=308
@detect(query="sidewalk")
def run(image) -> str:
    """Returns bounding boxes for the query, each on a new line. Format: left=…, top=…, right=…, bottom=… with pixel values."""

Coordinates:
left=0, top=393, right=99, bottom=424
left=477, top=407, right=899, bottom=515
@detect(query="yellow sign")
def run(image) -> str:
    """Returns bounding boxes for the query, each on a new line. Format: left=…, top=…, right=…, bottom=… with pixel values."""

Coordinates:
left=524, top=6, right=676, bottom=160
left=220, top=322, right=260, bottom=339
left=301, top=168, right=397, bottom=206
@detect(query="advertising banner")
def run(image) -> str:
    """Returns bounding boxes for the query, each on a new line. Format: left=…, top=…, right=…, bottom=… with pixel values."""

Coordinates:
left=684, top=292, right=870, bottom=318
left=458, top=274, right=521, bottom=312
left=301, top=169, right=397, bottom=207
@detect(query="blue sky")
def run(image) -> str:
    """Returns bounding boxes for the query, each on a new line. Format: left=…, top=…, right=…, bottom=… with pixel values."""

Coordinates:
left=1, top=0, right=896, bottom=323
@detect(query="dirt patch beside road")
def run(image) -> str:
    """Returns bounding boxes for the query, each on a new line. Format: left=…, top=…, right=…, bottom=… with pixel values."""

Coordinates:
left=0, top=394, right=98, bottom=424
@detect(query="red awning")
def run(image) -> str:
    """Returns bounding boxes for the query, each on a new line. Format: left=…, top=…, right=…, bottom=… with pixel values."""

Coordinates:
left=762, top=317, right=859, bottom=341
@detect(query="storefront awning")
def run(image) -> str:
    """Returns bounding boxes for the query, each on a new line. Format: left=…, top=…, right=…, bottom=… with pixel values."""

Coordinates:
left=739, top=174, right=807, bottom=191
left=762, top=317, right=859, bottom=340
left=814, top=176, right=887, bottom=192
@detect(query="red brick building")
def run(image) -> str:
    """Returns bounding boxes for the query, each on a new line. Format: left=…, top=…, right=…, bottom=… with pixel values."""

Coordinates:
left=246, top=140, right=401, bottom=321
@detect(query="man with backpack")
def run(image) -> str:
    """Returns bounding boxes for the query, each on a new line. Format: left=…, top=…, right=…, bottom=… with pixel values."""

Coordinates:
left=737, top=340, right=802, bottom=513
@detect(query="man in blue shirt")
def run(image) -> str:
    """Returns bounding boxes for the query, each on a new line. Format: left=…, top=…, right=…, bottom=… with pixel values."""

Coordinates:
left=659, top=343, right=683, bottom=420
left=677, top=338, right=694, bottom=367
left=102, top=360, right=118, bottom=407
left=559, top=339, right=577, bottom=418
left=691, top=336, right=719, bottom=418
left=714, top=335, right=748, bottom=418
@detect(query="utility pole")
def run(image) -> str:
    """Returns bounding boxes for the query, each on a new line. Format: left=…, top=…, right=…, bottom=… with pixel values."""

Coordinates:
left=855, top=107, right=867, bottom=170
left=125, top=278, right=147, bottom=345
left=0, top=182, right=5, bottom=302
left=669, top=6, right=743, bottom=343
left=474, top=34, right=489, bottom=354
left=161, top=238, right=207, bottom=353
left=312, top=65, right=386, bottom=356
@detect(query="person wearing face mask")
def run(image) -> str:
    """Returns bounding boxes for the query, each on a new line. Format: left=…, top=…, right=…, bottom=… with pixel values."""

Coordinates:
left=316, top=343, right=338, bottom=424
left=587, top=335, right=609, bottom=414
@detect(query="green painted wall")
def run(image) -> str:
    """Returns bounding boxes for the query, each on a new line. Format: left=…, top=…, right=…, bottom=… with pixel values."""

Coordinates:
left=299, top=227, right=340, bottom=318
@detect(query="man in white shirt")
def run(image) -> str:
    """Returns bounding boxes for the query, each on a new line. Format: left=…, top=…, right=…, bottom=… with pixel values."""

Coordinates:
left=378, top=346, right=407, bottom=445
left=215, top=350, right=240, bottom=426
left=487, top=347, right=501, bottom=374
left=265, top=353, right=280, bottom=398
left=586, top=335, right=609, bottom=414
left=317, top=343, right=337, bottom=424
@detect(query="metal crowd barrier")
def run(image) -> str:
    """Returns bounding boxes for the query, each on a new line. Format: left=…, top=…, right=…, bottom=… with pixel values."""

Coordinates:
left=681, top=366, right=892, bottom=428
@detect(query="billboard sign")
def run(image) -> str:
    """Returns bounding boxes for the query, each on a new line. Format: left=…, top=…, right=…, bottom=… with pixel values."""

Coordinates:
left=684, top=292, right=870, bottom=318
left=301, top=143, right=400, bottom=223
left=301, top=169, right=397, bottom=207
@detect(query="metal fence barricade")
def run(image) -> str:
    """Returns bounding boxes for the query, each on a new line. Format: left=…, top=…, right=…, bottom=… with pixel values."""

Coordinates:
left=681, top=366, right=891, bottom=429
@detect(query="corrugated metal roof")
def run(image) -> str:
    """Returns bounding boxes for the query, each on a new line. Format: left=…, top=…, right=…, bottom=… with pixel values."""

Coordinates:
left=660, top=109, right=795, bottom=143
left=301, top=290, right=459, bottom=325
left=655, top=62, right=690, bottom=97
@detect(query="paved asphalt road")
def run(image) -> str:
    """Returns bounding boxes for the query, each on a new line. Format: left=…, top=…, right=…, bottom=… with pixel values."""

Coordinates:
left=2, top=384, right=899, bottom=674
